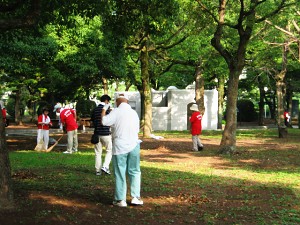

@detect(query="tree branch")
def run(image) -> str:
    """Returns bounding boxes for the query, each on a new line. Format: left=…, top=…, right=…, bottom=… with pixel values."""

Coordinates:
left=156, top=35, right=188, bottom=50
left=265, top=20, right=299, bottom=39
left=0, top=0, right=41, bottom=30
left=156, top=51, right=197, bottom=67
left=255, top=0, right=295, bottom=23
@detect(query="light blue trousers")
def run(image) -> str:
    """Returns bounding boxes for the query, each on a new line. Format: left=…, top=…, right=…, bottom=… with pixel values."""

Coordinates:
left=112, top=144, right=141, bottom=201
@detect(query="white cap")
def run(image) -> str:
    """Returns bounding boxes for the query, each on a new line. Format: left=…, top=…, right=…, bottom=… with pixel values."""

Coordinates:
left=53, top=103, right=62, bottom=112
left=116, top=93, right=129, bottom=100
left=190, top=104, right=199, bottom=112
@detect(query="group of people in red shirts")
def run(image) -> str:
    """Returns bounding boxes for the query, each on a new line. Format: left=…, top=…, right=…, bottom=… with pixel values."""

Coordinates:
left=36, top=103, right=78, bottom=153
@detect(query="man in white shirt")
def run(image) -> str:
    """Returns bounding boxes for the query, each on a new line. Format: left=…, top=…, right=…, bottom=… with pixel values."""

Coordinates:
left=102, top=93, right=143, bottom=207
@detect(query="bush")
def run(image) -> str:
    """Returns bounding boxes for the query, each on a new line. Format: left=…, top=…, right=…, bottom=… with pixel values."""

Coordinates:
left=237, top=99, right=257, bottom=122
left=6, top=98, right=15, bottom=119
left=76, top=99, right=97, bottom=118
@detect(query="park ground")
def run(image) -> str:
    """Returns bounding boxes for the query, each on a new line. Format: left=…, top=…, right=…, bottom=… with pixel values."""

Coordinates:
left=0, top=123, right=300, bottom=225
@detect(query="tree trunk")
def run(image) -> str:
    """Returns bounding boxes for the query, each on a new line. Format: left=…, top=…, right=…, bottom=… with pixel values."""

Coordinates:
left=217, top=75, right=225, bottom=129
left=115, top=80, right=119, bottom=91
left=194, top=61, right=205, bottom=114
left=276, top=41, right=289, bottom=137
left=125, top=82, right=131, bottom=91
left=258, top=77, right=265, bottom=126
left=276, top=72, right=287, bottom=134
left=14, top=90, right=21, bottom=125
left=218, top=70, right=240, bottom=154
left=140, top=45, right=152, bottom=137
left=102, top=77, right=108, bottom=94
left=0, top=106, right=14, bottom=210
left=286, top=86, right=293, bottom=128
left=138, top=87, right=145, bottom=130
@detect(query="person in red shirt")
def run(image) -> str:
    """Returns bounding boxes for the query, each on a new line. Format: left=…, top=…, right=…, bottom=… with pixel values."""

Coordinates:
left=189, top=104, right=204, bottom=151
left=284, top=110, right=290, bottom=127
left=1, top=106, right=8, bottom=127
left=37, top=108, right=52, bottom=150
left=53, top=104, right=78, bottom=154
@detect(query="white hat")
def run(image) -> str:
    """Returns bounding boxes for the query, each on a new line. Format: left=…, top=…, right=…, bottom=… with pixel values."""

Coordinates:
left=190, top=104, right=199, bottom=112
left=53, top=103, right=62, bottom=112
left=116, top=93, right=129, bottom=100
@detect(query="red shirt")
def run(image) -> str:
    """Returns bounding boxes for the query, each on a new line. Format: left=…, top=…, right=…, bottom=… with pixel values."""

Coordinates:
left=37, top=114, right=52, bottom=130
left=2, top=108, right=6, bottom=119
left=284, top=111, right=289, bottom=119
left=60, top=108, right=78, bottom=131
left=190, top=111, right=202, bottom=135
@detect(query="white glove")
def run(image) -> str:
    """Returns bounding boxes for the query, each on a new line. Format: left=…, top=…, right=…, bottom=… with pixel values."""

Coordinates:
left=103, top=103, right=111, bottom=111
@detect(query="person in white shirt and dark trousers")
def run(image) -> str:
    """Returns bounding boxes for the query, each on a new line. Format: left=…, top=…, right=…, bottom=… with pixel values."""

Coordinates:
left=91, top=94, right=113, bottom=176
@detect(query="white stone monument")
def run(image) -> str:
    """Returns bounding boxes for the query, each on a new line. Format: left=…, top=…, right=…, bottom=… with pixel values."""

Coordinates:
left=115, top=87, right=218, bottom=131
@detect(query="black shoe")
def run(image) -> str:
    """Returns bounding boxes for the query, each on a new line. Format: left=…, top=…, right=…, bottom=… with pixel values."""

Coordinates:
left=101, top=167, right=111, bottom=175
left=198, top=146, right=203, bottom=151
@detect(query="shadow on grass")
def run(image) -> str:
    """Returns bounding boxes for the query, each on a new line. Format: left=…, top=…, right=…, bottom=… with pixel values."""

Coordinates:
left=3, top=149, right=299, bottom=225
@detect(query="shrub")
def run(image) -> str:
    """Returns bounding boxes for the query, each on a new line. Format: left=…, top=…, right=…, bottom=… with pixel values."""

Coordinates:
left=76, top=99, right=97, bottom=118
left=237, top=99, right=257, bottom=122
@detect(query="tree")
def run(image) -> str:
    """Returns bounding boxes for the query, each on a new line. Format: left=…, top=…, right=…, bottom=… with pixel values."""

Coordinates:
left=196, top=0, right=294, bottom=154
left=101, top=0, right=187, bottom=137
left=0, top=105, right=14, bottom=210
left=264, top=11, right=300, bottom=136
left=0, top=0, right=104, bottom=210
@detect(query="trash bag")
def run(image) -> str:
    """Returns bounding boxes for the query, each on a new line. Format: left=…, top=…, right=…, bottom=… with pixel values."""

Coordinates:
left=34, top=138, right=46, bottom=151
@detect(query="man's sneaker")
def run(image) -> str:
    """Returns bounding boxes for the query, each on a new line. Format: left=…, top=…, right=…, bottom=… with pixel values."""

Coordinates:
left=72, top=149, right=78, bottom=153
left=63, top=151, right=72, bottom=154
left=198, top=145, right=204, bottom=151
left=101, top=167, right=111, bottom=175
left=113, top=200, right=127, bottom=207
left=96, top=171, right=101, bottom=176
left=131, top=197, right=143, bottom=205
left=192, top=149, right=198, bottom=152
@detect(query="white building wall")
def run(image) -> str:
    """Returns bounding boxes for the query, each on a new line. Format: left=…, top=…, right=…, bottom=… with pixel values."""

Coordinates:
left=115, top=89, right=218, bottom=131
left=114, top=92, right=141, bottom=118
left=152, top=107, right=169, bottom=130
left=167, top=89, right=194, bottom=130
left=203, top=90, right=218, bottom=130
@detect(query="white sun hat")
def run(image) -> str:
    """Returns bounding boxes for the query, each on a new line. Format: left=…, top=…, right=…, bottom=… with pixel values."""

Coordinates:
left=53, top=103, right=62, bottom=112
left=116, top=93, right=129, bottom=100
left=190, top=104, right=199, bottom=112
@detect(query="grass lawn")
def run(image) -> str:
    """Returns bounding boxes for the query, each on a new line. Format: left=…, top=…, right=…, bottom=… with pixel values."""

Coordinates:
left=1, top=128, right=300, bottom=225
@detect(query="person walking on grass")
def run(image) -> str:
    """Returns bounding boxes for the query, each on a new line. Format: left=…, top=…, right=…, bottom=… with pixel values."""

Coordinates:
left=37, top=108, right=52, bottom=150
left=91, top=94, right=113, bottom=176
left=189, top=104, right=204, bottom=151
left=53, top=103, right=78, bottom=154
left=102, top=93, right=143, bottom=207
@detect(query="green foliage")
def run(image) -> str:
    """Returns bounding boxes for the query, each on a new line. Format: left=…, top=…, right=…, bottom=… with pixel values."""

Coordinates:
left=36, top=101, right=52, bottom=116
left=237, top=99, right=258, bottom=122
left=75, top=99, right=96, bottom=118
left=5, top=98, right=15, bottom=119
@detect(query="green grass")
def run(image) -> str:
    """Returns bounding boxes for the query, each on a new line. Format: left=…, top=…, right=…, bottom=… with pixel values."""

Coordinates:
left=6, top=128, right=300, bottom=225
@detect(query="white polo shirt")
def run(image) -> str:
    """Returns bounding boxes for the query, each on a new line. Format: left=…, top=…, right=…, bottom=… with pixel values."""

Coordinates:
left=102, top=102, right=140, bottom=155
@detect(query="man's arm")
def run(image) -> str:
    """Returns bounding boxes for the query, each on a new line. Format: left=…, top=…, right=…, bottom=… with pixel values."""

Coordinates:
left=102, top=105, right=116, bottom=126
